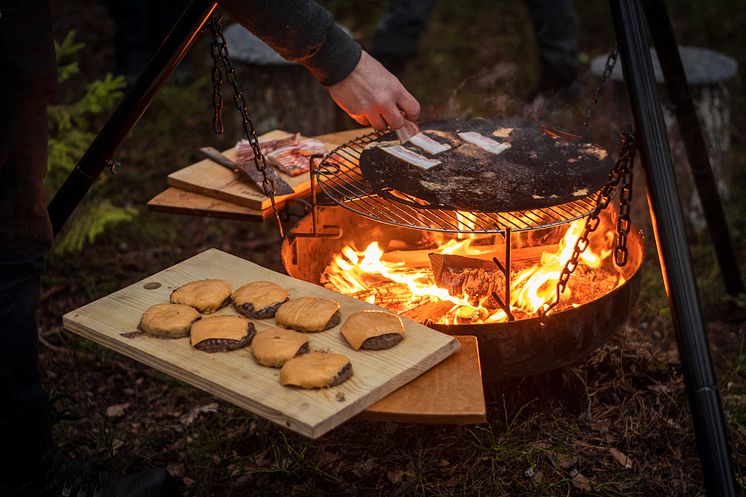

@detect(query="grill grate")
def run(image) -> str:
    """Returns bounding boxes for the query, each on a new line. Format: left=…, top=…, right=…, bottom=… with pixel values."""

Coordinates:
left=316, top=131, right=600, bottom=234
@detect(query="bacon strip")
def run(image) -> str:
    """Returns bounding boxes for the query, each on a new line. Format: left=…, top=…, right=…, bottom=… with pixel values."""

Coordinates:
left=395, top=120, right=420, bottom=143
left=457, top=131, right=511, bottom=155
left=235, top=135, right=328, bottom=177
left=409, top=133, right=452, bottom=155
left=380, top=145, right=441, bottom=170
left=235, top=133, right=301, bottom=163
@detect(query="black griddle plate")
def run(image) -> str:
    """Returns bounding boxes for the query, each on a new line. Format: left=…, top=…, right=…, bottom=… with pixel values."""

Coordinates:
left=358, top=118, right=612, bottom=212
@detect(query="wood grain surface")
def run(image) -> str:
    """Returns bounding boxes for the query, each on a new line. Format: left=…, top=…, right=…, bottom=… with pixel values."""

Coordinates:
left=357, top=335, right=485, bottom=424
left=63, top=249, right=459, bottom=439
left=147, top=187, right=267, bottom=222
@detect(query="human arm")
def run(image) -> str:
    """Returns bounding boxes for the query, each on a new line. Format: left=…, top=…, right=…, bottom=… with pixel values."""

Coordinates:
left=218, top=0, right=420, bottom=129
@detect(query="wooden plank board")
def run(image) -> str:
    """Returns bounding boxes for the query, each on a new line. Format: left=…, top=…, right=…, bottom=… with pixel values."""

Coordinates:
left=147, top=187, right=267, bottom=222
left=63, top=249, right=459, bottom=439
left=151, top=127, right=373, bottom=222
left=357, top=335, right=485, bottom=424
left=168, top=130, right=320, bottom=211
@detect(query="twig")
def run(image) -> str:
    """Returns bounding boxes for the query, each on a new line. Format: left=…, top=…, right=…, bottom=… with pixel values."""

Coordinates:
left=38, top=334, right=68, bottom=353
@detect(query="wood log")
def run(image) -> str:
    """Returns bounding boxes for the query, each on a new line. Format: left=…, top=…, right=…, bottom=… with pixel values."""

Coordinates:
left=428, top=253, right=507, bottom=306
left=380, top=243, right=559, bottom=268
left=402, top=300, right=457, bottom=324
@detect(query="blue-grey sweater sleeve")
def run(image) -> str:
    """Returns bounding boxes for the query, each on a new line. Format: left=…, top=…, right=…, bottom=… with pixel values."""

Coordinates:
left=219, top=0, right=362, bottom=86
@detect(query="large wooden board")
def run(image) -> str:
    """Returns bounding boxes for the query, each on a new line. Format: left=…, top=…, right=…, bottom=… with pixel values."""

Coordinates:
left=357, top=335, right=485, bottom=424
left=63, top=249, right=459, bottom=438
left=168, top=130, right=320, bottom=211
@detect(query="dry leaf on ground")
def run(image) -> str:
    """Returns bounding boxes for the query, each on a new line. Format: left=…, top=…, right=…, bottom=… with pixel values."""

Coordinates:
left=571, top=470, right=593, bottom=491
left=610, top=447, right=633, bottom=469
left=105, top=403, right=130, bottom=418
left=387, top=468, right=404, bottom=484
left=179, top=402, right=219, bottom=425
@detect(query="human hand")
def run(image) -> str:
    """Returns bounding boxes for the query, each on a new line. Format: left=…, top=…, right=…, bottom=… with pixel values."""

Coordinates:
left=326, top=50, right=421, bottom=131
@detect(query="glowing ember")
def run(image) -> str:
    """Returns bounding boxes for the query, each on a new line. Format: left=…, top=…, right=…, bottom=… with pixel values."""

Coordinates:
left=321, top=210, right=626, bottom=325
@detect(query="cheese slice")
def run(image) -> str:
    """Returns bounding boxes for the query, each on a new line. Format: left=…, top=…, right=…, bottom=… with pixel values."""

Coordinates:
left=139, top=303, right=200, bottom=338
left=251, top=327, right=309, bottom=367
left=190, top=315, right=250, bottom=346
left=280, top=352, right=352, bottom=388
left=275, top=297, right=341, bottom=332
left=171, top=279, right=232, bottom=313
left=232, top=281, right=289, bottom=310
left=341, top=310, right=405, bottom=350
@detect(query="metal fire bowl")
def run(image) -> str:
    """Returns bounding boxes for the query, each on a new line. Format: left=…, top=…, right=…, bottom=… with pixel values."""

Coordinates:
left=282, top=206, right=644, bottom=381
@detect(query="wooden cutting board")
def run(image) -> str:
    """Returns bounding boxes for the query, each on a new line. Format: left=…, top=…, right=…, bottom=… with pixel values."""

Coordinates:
left=63, top=249, right=459, bottom=438
left=168, top=130, right=323, bottom=211
left=147, top=187, right=267, bottom=223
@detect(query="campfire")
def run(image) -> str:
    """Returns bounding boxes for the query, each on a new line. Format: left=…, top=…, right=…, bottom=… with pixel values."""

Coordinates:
left=282, top=204, right=643, bottom=379
left=280, top=126, right=644, bottom=378
left=321, top=208, right=625, bottom=326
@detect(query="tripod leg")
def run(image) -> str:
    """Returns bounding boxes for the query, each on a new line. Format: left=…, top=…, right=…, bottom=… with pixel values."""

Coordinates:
left=47, top=0, right=218, bottom=235
left=642, top=0, right=743, bottom=296
left=609, top=1, right=737, bottom=496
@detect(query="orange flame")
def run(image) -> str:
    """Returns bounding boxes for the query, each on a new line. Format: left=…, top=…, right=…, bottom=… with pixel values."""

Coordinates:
left=322, top=212, right=625, bottom=325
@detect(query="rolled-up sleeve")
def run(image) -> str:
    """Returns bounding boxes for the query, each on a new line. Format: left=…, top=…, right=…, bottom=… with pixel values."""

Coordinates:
left=219, top=0, right=362, bottom=86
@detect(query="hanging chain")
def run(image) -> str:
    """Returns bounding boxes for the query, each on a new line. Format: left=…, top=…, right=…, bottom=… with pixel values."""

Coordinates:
left=614, top=130, right=635, bottom=267
left=210, top=26, right=225, bottom=135
left=539, top=131, right=636, bottom=317
left=583, top=47, right=618, bottom=137
left=208, top=16, right=284, bottom=238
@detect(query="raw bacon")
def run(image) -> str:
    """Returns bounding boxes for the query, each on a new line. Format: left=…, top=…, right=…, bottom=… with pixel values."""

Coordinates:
left=235, top=135, right=328, bottom=177
left=380, top=145, right=441, bottom=170
left=395, top=120, right=420, bottom=143
left=457, top=131, right=511, bottom=155
left=409, top=133, right=452, bottom=155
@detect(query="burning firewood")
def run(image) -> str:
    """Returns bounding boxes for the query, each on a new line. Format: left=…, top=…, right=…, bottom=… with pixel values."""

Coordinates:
left=401, top=300, right=456, bottom=324
left=428, top=253, right=506, bottom=306
left=381, top=244, right=559, bottom=268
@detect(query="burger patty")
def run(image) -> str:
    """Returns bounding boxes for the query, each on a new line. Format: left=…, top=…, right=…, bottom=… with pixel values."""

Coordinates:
left=327, top=362, right=353, bottom=387
left=360, top=333, right=404, bottom=350
left=234, top=298, right=288, bottom=319
left=193, top=322, right=256, bottom=352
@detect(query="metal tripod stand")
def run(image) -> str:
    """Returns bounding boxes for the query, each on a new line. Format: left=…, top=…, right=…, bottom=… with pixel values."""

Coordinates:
left=46, top=0, right=742, bottom=494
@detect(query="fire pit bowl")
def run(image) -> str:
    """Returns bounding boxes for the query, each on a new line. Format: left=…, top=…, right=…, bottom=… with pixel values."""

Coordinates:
left=281, top=206, right=644, bottom=381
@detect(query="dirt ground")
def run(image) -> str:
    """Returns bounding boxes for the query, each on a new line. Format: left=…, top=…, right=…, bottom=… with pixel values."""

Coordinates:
left=37, top=1, right=746, bottom=495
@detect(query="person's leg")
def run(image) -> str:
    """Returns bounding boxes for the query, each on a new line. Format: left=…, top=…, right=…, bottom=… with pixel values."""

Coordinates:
left=0, top=0, right=56, bottom=490
left=105, top=0, right=151, bottom=85
left=0, top=4, right=177, bottom=496
left=0, top=257, right=51, bottom=489
left=525, top=0, right=580, bottom=93
left=371, top=0, right=436, bottom=77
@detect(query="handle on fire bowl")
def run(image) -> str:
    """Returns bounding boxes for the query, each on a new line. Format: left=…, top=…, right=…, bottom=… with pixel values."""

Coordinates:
left=289, top=154, right=342, bottom=240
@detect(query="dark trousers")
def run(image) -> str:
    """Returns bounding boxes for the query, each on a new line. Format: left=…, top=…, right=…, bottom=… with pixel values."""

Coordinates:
left=371, top=0, right=579, bottom=78
left=526, top=0, right=579, bottom=82
left=0, top=0, right=56, bottom=487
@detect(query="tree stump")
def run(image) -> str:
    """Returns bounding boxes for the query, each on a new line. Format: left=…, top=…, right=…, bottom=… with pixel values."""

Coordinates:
left=221, top=23, right=347, bottom=139
left=590, top=46, right=738, bottom=234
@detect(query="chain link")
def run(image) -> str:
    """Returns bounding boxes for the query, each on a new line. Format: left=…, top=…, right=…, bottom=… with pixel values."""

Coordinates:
left=614, top=131, right=635, bottom=266
left=208, top=16, right=284, bottom=238
left=583, top=47, right=618, bottom=137
left=539, top=131, right=636, bottom=317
